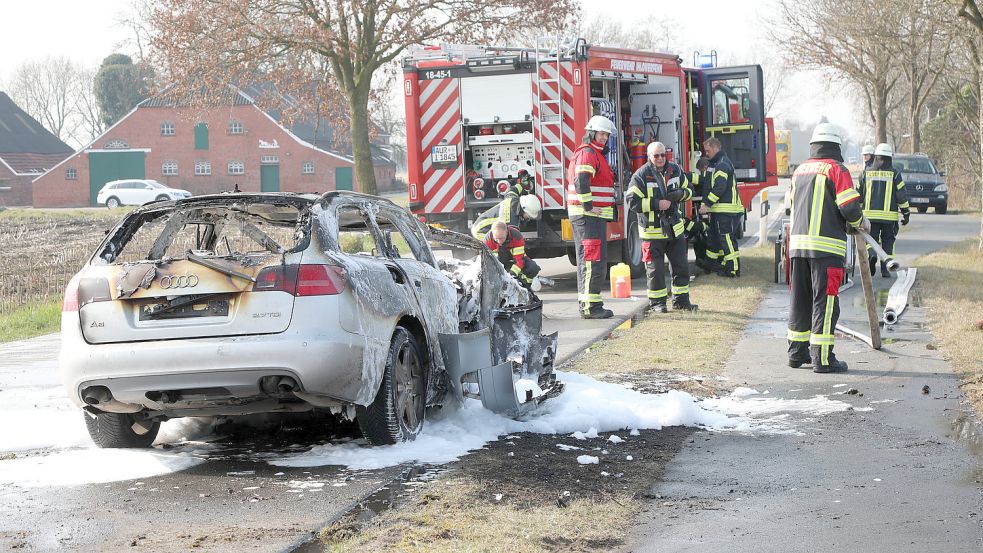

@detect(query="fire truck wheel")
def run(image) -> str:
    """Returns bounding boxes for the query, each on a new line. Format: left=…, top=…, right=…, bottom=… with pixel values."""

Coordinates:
left=623, top=221, right=645, bottom=278
left=566, top=248, right=577, bottom=267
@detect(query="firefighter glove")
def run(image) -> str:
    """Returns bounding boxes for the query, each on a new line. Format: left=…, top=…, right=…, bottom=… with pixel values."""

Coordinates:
left=901, top=210, right=910, bottom=226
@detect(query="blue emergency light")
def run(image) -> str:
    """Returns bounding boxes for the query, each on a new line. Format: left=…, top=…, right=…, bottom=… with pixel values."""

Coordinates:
left=694, top=50, right=718, bottom=68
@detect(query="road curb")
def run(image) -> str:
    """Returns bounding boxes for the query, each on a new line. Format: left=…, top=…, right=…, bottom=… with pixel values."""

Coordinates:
left=555, top=299, right=650, bottom=369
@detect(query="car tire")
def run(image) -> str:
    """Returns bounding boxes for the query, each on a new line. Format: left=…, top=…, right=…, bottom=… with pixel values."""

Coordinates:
left=935, top=204, right=947, bottom=214
left=357, top=327, right=426, bottom=445
left=106, top=197, right=121, bottom=209
left=83, top=411, right=159, bottom=448
left=916, top=206, right=927, bottom=213
left=622, top=220, right=645, bottom=279
left=156, top=195, right=170, bottom=202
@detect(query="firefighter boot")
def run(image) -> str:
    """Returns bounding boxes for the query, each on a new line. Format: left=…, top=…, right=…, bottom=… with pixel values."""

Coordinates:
left=582, top=304, right=614, bottom=320
left=813, top=356, right=849, bottom=373
left=647, top=299, right=668, bottom=313
left=695, top=258, right=715, bottom=274
left=869, top=256, right=877, bottom=276
left=788, top=346, right=811, bottom=368
left=880, top=261, right=891, bottom=278
left=672, top=294, right=699, bottom=312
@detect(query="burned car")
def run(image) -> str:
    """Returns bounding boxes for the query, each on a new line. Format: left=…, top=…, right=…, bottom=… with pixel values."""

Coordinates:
left=59, top=191, right=561, bottom=448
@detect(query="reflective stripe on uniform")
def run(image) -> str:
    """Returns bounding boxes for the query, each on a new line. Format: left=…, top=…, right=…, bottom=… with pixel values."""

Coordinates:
left=835, top=187, right=860, bottom=206
left=575, top=164, right=596, bottom=175
left=671, top=284, right=690, bottom=295
left=569, top=204, right=615, bottom=218
left=787, top=329, right=810, bottom=342
left=639, top=220, right=686, bottom=240
left=789, top=234, right=847, bottom=256
left=648, top=288, right=668, bottom=299
left=864, top=209, right=899, bottom=221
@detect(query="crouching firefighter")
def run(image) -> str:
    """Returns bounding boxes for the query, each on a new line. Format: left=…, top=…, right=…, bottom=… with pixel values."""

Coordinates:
left=858, top=142, right=910, bottom=277
left=471, top=182, right=542, bottom=240
left=698, top=137, right=743, bottom=277
left=567, top=115, right=617, bottom=319
left=627, top=142, right=698, bottom=313
left=686, top=157, right=714, bottom=273
left=787, top=123, right=868, bottom=373
left=484, top=221, right=545, bottom=290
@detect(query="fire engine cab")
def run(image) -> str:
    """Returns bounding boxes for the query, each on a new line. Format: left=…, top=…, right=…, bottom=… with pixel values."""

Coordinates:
left=402, top=38, right=777, bottom=274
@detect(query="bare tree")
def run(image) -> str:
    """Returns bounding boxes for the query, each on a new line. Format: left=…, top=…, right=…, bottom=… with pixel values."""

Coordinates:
left=773, top=0, right=904, bottom=142
left=74, top=67, right=105, bottom=145
left=148, top=0, right=574, bottom=196
left=114, top=0, right=155, bottom=63
left=9, top=56, right=84, bottom=143
left=956, top=0, right=983, bottom=247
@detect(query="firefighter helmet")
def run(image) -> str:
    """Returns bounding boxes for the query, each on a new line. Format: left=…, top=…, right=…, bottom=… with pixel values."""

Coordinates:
left=809, top=123, right=842, bottom=145
left=519, top=194, right=542, bottom=219
left=874, top=143, right=893, bottom=157
left=585, top=115, right=617, bottom=135
left=861, top=144, right=875, bottom=156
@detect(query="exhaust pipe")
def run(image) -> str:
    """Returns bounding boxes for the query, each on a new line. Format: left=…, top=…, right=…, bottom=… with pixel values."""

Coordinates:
left=277, top=376, right=299, bottom=393
left=81, top=386, right=142, bottom=413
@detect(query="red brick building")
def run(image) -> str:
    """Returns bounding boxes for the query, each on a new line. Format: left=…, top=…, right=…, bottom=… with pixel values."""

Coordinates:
left=0, top=92, right=73, bottom=207
left=33, top=87, right=397, bottom=207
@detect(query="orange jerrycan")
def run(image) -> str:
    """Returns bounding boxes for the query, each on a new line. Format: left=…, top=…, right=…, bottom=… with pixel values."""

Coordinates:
left=610, top=263, right=632, bottom=298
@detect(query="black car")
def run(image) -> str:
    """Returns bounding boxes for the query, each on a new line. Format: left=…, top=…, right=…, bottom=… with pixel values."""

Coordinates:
left=893, top=154, right=948, bottom=214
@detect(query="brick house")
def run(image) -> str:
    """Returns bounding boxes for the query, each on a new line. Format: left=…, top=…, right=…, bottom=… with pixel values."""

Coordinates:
left=33, top=86, right=397, bottom=207
left=0, top=92, right=73, bottom=206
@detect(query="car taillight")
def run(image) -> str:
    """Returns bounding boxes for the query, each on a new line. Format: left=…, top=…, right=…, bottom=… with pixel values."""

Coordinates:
left=62, top=273, right=82, bottom=312
left=474, top=188, right=485, bottom=200
left=254, top=264, right=346, bottom=296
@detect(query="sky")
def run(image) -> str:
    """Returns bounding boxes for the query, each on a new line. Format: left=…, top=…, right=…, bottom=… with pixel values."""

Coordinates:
left=0, top=0, right=867, bottom=141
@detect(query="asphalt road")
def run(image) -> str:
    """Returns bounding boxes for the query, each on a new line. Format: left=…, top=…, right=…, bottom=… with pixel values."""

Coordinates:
left=623, top=212, right=983, bottom=552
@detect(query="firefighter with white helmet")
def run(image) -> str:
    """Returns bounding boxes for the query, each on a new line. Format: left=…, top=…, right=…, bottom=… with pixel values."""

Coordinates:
left=470, top=180, right=541, bottom=239
left=861, top=144, right=875, bottom=168
left=566, top=115, right=617, bottom=319
left=786, top=122, right=868, bottom=373
left=858, top=142, right=910, bottom=277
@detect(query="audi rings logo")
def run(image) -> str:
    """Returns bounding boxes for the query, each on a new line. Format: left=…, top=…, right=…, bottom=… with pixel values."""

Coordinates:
left=158, top=274, right=200, bottom=289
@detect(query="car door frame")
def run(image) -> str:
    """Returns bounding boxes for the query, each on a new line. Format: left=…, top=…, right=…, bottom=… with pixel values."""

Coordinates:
left=700, top=64, right=766, bottom=183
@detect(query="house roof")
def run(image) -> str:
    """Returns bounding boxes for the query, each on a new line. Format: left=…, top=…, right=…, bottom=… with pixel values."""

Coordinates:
left=0, top=92, right=73, bottom=173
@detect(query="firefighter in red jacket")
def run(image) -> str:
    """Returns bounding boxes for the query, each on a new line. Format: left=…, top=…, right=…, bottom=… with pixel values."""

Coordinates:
left=787, top=123, right=869, bottom=373
left=484, top=221, right=541, bottom=288
left=566, top=115, right=617, bottom=319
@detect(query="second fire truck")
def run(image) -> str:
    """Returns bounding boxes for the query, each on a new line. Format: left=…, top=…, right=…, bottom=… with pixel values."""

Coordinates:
left=402, top=38, right=778, bottom=275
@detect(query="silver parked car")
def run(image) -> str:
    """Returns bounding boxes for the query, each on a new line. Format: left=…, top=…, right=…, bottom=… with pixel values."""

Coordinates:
left=60, top=192, right=560, bottom=448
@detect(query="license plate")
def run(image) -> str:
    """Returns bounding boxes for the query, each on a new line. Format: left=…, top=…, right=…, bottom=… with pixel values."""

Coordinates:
left=431, top=145, right=457, bottom=164
left=140, top=298, right=230, bottom=320
left=909, top=197, right=928, bottom=204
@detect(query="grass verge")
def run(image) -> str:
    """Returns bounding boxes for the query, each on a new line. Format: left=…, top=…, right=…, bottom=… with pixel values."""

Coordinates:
left=0, top=299, right=61, bottom=343
left=317, top=246, right=775, bottom=552
left=915, top=240, right=983, bottom=415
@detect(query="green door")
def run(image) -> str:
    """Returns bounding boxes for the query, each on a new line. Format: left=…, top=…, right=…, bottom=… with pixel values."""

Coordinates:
left=260, top=164, right=280, bottom=192
left=335, top=166, right=353, bottom=191
left=89, top=151, right=146, bottom=206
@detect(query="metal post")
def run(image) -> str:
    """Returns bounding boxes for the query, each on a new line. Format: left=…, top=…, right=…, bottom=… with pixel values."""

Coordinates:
left=758, top=190, right=770, bottom=247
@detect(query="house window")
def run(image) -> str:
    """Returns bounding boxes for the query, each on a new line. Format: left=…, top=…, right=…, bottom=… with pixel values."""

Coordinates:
left=227, top=160, right=245, bottom=175
left=104, top=139, right=129, bottom=149
left=302, top=161, right=315, bottom=175
left=162, top=161, right=178, bottom=176
left=194, top=161, right=211, bottom=176
left=194, top=122, right=209, bottom=150
left=228, top=120, right=244, bottom=135
left=161, top=122, right=175, bottom=136
left=65, top=167, right=77, bottom=180
left=260, top=155, right=279, bottom=164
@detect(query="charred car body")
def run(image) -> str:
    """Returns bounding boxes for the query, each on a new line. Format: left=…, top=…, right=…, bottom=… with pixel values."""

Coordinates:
left=59, top=191, right=561, bottom=448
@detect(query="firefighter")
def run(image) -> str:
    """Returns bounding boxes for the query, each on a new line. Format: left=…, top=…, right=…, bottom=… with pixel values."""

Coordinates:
left=484, top=220, right=544, bottom=290
left=698, top=137, right=743, bottom=277
left=627, top=142, right=698, bottom=313
left=858, top=143, right=910, bottom=277
left=567, top=115, right=617, bottom=319
left=686, top=157, right=713, bottom=273
left=861, top=144, right=875, bottom=168
left=470, top=183, right=542, bottom=239
left=787, top=123, right=868, bottom=373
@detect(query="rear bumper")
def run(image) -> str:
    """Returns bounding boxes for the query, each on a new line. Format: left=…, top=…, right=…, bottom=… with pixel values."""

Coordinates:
left=59, top=313, right=371, bottom=412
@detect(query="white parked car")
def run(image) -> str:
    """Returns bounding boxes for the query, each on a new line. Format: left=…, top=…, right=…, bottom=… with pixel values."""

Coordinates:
left=97, top=179, right=192, bottom=208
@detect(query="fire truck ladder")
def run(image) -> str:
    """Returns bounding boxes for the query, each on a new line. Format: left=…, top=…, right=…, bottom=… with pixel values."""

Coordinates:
left=535, top=36, right=568, bottom=209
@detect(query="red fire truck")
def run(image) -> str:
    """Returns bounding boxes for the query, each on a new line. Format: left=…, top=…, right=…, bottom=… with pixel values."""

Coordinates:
left=402, top=38, right=778, bottom=274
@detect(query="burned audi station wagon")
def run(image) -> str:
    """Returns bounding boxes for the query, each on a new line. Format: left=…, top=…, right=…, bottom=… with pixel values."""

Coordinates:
left=60, top=191, right=561, bottom=448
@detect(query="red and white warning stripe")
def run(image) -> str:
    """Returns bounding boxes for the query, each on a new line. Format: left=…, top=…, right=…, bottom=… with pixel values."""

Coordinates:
left=419, top=78, right=464, bottom=214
